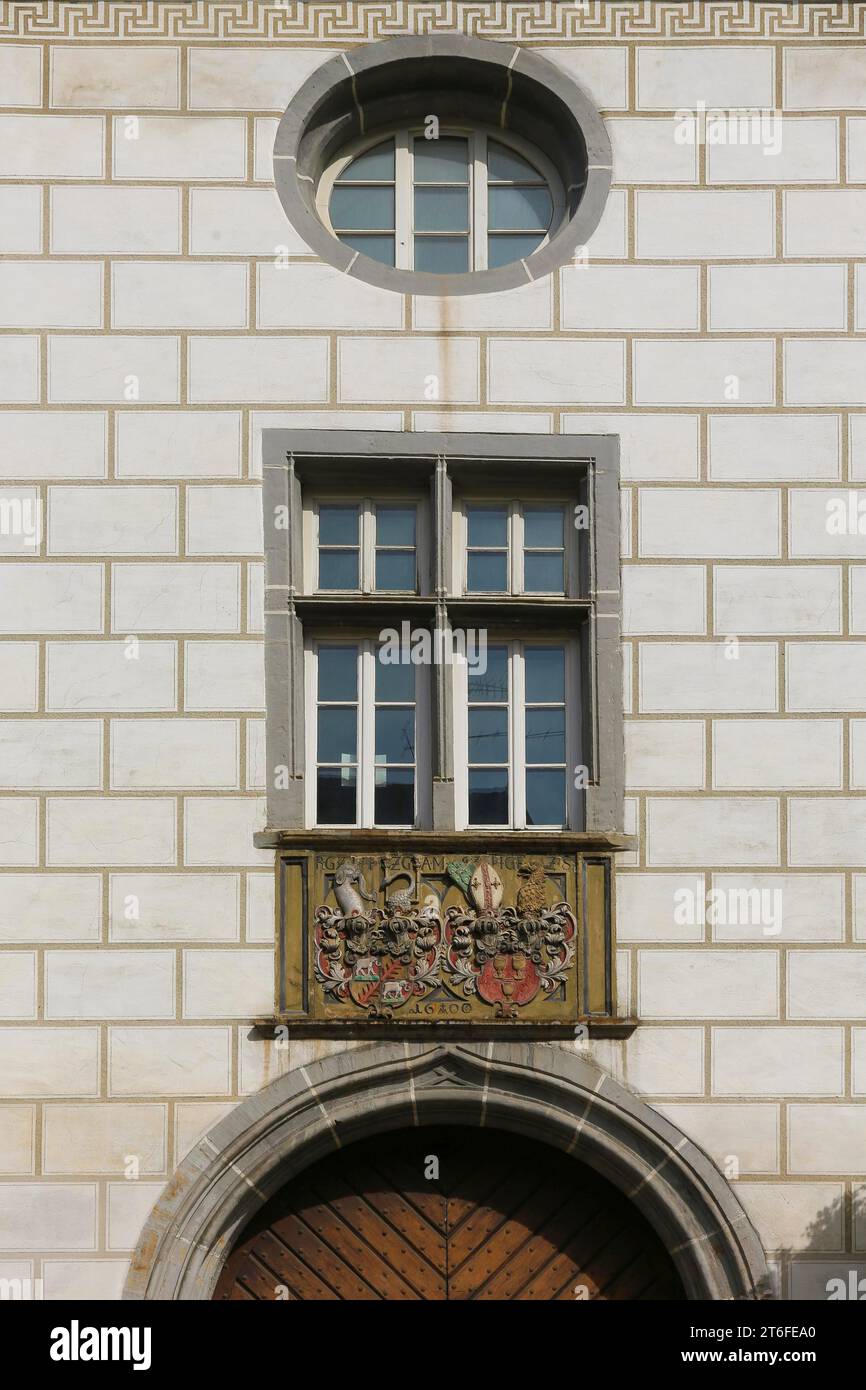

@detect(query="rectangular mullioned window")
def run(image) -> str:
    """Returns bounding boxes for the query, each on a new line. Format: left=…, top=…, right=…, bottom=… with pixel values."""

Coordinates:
left=268, top=432, right=621, bottom=839
left=308, top=640, right=427, bottom=829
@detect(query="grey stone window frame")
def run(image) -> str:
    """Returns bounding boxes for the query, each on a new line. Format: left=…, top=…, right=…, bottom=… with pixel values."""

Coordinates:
left=273, top=35, right=613, bottom=297
left=261, top=430, right=622, bottom=837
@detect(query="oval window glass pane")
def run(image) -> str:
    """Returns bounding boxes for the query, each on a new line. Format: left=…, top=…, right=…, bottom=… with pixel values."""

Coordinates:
left=489, top=185, right=552, bottom=231
left=337, top=139, right=395, bottom=182
left=414, top=236, right=469, bottom=274
left=376, top=506, right=416, bottom=546
left=524, top=506, right=565, bottom=548
left=375, top=707, right=416, bottom=762
left=525, top=707, right=566, bottom=765
left=524, top=552, right=564, bottom=593
left=336, top=233, right=395, bottom=267
left=414, top=186, right=468, bottom=232
left=468, top=707, right=508, bottom=765
left=317, top=707, right=357, bottom=763
left=413, top=136, right=469, bottom=183
left=487, top=140, right=543, bottom=183
left=487, top=233, right=544, bottom=268
left=376, top=551, right=416, bottom=591
left=469, top=646, right=508, bottom=703
left=526, top=769, right=566, bottom=827
left=330, top=185, right=395, bottom=231
left=525, top=647, right=565, bottom=704
left=317, top=646, right=357, bottom=702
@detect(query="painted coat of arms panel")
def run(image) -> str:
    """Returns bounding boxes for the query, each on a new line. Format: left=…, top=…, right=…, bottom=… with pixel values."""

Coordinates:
left=307, top=850, right=581, bottom=1022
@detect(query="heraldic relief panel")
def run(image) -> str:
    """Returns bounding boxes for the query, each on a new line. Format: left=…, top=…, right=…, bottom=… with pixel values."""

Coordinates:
left=272, top=847, right=616, bottom=1026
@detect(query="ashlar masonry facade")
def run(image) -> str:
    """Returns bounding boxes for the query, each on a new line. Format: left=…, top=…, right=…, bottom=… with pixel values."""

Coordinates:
left=0, top=1, right=864, bottom=1303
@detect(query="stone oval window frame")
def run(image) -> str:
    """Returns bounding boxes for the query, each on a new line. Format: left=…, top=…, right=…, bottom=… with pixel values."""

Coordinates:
left=273, top=35, right=613, bottom=297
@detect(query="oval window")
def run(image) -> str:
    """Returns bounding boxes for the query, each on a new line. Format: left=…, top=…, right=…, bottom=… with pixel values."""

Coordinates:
left=274, top=37, right=613, bottom=295
left=319, top=128, right=562, bottom=275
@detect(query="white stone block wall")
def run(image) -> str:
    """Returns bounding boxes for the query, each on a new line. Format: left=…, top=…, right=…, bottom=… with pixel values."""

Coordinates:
left=0, top=1, right=864, bottom=1300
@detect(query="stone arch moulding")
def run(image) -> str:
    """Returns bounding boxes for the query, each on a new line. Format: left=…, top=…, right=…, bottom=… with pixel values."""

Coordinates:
left=124, top=1043, right=771, bottom=1302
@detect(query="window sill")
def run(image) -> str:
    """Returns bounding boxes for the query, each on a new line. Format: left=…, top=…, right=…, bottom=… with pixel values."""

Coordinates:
left=254, top=827, right=636, bottom=852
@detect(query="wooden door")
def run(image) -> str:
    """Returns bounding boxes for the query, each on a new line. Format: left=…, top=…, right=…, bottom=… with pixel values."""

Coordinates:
left=214, top=1126, right=684, bottom=1301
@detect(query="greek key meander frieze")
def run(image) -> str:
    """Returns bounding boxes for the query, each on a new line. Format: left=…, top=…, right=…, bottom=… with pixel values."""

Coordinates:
left=312, top=852, right=578, bottom=1020
left=3, top=2, right=865, bottom=41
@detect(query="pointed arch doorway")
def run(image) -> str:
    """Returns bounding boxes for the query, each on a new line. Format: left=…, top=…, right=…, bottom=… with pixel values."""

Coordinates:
left=213, top=1123, right=684, bottom=1301
left=124, top=1042, right=770, bottom=1302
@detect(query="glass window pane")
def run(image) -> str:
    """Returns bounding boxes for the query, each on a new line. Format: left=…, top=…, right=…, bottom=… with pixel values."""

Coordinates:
left=468, top=707, right=508, bottom=765
left=467, top=551, right=507, bottom=592
left=487, top=140, right=543, bottom=183
left=330, top=185, right=395, bottom=231
left=375, top=768, right=415, bottom=826
left=317, top=767, right=356, bottom=824
left=468, top=769, right=509, bottom=826
left=375, top=706, right=415, bottom=763
left=338, top=140, right=395, bottom=182
left=317, top=707, right=357, bottom=763
left=376, top=655, right=415, bottom=702
left=319, top=505, right=359, bottom=546
left=376, top=550, right=416, bottom=591
left=526, top=769, right=566, bottom=827
left=337, top=234, right=395, bottom=267
left=469, top=646, right=508, bottom=702
left=489, top=185, right=552, bottom=231
left=525, top=646, right=565, bottom=704
left=414, top=186, right=468, bottom=232
left=487, top=233, right=544, bottom=269
left=413, top=136, right=469, bottom=183
left=524, top=506, right=564, bottom=548
left=317, top=646, right=357, bottom=702
left=376, top=506, right=415, bottom=546
left=525, top=707, right=566, bottom=765
left=318, top=549, right=359, bottom=590
left=524, top=552, right=564, bottom=593
left=414, top=236, right=469, bottom=274
left=467, top=506, right=507, bottom=547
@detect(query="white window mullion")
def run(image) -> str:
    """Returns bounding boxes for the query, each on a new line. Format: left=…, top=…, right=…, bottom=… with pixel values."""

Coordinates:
left=567, top=640, right=582, bottom=831
left=510, top=501, right=522, bottom=595
left=454, top=656, right=469, bottom=829
left=313, top=501, right=322, bottom=591
left=511, top=643, right=525, bottom=829
left=395, top=129, right=411, bottom=270
left=472, top=129, right=487, bottom=272
left=414, top=662, right=430, bottom=828
left=359, top=641, right=375, bottom=827
left=451, top=499, right=464, bottom=597
left=304, top=642, right=317, bottom=827
left=360, top=498, right=374, bottom=592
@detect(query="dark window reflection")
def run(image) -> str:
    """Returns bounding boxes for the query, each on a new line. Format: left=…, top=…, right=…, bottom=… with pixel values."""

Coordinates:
left=526, top=768, right=565, bottom=827
left=317, top=768, right=356, bottom=825
left=468, top=769, right=509, bottom=826
left=375, top=767, right=414, bottom=826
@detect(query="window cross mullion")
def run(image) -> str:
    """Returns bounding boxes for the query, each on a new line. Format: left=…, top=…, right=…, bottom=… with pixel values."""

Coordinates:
left=395, top=129, right=411, bottom=270
left=512, top=643, right=526, bottom=830
left=359, top=641, right=375, bottom=827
